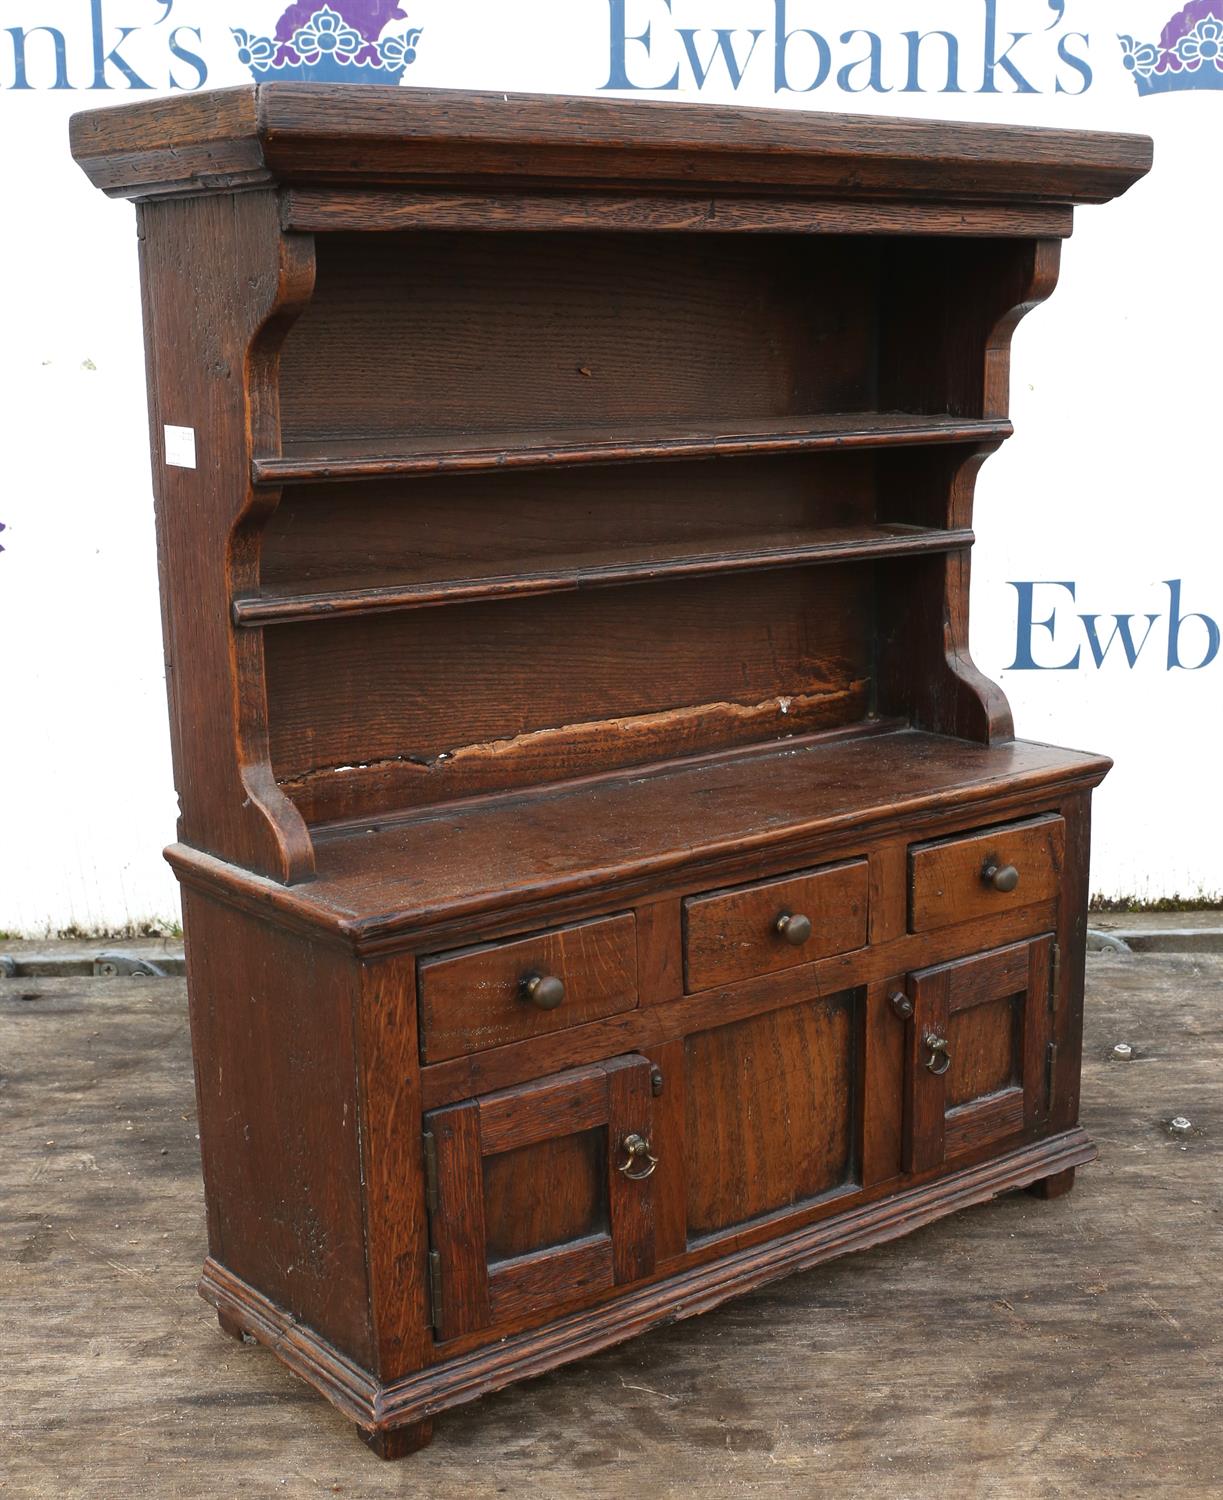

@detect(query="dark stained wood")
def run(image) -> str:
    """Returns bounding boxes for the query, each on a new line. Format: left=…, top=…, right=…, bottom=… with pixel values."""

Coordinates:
left=684, top=993, right=855, bottom=1240
left=483, top=1133, right=607, bottom=1263
left=134, top=190, right=316, bottom=884
left=69, top=86, right=1147, bottom=1456
left=354, top=953, right=433, bottom=1381
left=255, top=416, right=1011, bottom=485
left=1026, top=1165, right=1077, bottom=1199
left=417, top=914, right=637, bottom=1064
left=358, top=1420, right=433, bottom=1460
left=647, top=1039, right=688, bottom=1264
left=418, top=898, right=1062, bottom=1111
left=636, top=899, right=683, bottom=1011
left=282, top=188, right=1076, bottom=238
left=426, top=1057, right=656, bottom=1343
left=606, top=1056, right=658, bottom=1285
left=861, top=979, right=904, bottom=1188
left=277, top=233, right=877, bottom=447
left=909, top=815, right=1066, bottom=933
left=179, top=889, right=373, bottom=1364
left=683, top=859, right=869, bottom=992
left=905, top=936, right=1052, bottom=1174
left=422, top=1100, right=491, bottom=1341
left=477, top=1065, right=609, bottom=1156
left=265, top=566, right=873, bottom=824
left=69, top=84, right=1152, bottom=206
left=236, top=523, right=973, bottom=625
left=175, top=733, right=1104, bottom=951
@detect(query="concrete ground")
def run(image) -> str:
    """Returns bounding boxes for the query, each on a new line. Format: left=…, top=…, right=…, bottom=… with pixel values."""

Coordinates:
left=1, top=951, right=1219, bottom=1500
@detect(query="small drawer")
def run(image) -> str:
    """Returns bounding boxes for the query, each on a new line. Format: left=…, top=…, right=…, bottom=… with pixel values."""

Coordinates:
left=909, top=815, right=1065, bottom=933
left=683, top=860, right=869, bottom=992
left=418, top=913, right=638, bottom=1063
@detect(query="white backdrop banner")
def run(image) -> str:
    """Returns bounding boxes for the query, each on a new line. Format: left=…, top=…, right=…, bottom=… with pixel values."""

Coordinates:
left=2, top=0, right=1219, bottom=932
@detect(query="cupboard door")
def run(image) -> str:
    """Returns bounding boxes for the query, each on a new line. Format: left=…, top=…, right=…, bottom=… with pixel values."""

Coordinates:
left=903, top=937, right=1052, bottom=1174
left=424, top=1055, right=656, bottom=1341
left=684, top=990, right=858, bottom=1242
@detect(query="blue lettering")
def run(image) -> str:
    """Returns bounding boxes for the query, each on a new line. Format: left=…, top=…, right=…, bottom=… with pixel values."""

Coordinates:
left=1078, top=612, right=1159, bottom=668
left=837, top=29, right=889, bottom=92
left=1008, top=581, right=1080, bottom=670
left=1166, top=580, right=1220, bottom=670
left=603, top=0, right=680, bottom=90
left=168, top=25, right=206, bottom=89
left=1055, top=32, right=1092, bottom=94
left=90, top=0, right=151, bottom=88
left=774, top=0, right=830, bottom=93
left=5, top=25, right=71, bottom=89
left=900, top=30, right=962, bottom=93
left=979, top=0, right=1038, bottom=93
left=677, top=26, right=763, bottom=89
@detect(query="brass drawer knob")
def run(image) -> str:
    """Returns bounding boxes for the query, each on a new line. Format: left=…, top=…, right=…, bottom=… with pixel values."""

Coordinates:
left=982, top=861, right=1020, bottom=893
left=774, top=911, right=813, bottom=946
left=617, top=1133, right=658, bottom=1180
left=521, top=972, right=565, bottom=1010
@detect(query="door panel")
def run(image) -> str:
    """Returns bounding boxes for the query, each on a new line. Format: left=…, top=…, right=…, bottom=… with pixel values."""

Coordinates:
left=684, top=991, right=857, bottom=1241
left=903, top=937, right=1052, bottom=1175
left=425, top=1054, right=656, bottom=1341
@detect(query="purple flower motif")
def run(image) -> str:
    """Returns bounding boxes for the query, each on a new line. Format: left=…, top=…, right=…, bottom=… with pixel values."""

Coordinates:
left=274, top=0, right=408, bottom=45
left=1175, top=16, right=1223, bottom=68
left=290, top=6, right=363, bottom=64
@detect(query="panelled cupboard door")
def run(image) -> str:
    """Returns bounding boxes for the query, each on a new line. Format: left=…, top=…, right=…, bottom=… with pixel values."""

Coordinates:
left=424, top=1055, right=656, bottom=1342
left=903, top=937, right=1053, bottom=1174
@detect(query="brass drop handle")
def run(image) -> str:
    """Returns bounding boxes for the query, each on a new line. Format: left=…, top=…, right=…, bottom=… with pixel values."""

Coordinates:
left=923, top=1033, right=952, bottom=1076
left=618, top=1133, right=658, bottom=1180
left=774, top=911, right=813, bottom=946
left=521, top=972, right=565, bottom=1010
left=982, top=861, right=1020, bottom=893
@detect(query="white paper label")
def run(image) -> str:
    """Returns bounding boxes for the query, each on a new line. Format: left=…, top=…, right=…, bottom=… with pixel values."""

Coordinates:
left=164, top=424, right=197, bottom=469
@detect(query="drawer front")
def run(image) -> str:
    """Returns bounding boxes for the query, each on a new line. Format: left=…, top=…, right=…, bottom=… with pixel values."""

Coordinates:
left=418, top=914, right=638, bottom=1063
left=909, top=815, right=1065, bottom=934
left=683, top=860, right=869, bottom=992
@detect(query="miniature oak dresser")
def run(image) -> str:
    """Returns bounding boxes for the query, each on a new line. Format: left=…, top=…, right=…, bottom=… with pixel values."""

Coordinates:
left=71, top=87, right=1151, bottom=1458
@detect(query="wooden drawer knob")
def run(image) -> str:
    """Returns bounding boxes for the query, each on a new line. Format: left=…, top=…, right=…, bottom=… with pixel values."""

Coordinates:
left=982, top=861, right=1020, bottom=893
left=521, top=972, right=565, bottom=1010
left=774, top=911, right=813, bottom=946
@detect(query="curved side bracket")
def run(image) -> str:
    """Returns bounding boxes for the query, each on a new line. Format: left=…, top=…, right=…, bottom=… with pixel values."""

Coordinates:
left=138, top=190, right=318, bottom=884
left=876, top=238, right=1064, bottom=745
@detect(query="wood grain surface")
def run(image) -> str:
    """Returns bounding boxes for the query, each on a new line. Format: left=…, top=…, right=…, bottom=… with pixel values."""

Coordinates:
left=68, top=84, right=1152, bottom=206
left=3, top=954, right=1217, bottom=1496
left=417, top=913, right=638, bottom=1064
left=683, top=860, right=869, bottom=991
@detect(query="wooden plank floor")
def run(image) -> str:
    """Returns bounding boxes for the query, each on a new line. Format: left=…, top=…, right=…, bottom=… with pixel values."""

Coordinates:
left=2, top=953, right=1219, bottom=1498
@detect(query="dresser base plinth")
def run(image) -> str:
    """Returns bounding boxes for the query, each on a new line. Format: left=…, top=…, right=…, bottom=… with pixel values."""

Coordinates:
left=199, top=1126, right=1095, bottom=1458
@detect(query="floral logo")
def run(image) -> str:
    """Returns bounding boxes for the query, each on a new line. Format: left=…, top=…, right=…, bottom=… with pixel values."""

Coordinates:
left=1119, top=0, right=1223, bottom=93
left=232, top=1, right=422, bottom=83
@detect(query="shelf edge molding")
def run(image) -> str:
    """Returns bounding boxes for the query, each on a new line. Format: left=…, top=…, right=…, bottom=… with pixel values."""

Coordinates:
left=235, top=526, right=976, bottom=627
left=253, top=415, right=1013, bottom=487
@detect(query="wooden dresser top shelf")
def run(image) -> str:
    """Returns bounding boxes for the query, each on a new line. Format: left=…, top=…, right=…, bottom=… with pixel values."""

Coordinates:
left=254, top=414, right=1012, bottom=486
left=166, top=729, right=1110, bottom=946
left=69, top=84, right=1152, bottom=207
left=234, top=522, right=975, bottom=627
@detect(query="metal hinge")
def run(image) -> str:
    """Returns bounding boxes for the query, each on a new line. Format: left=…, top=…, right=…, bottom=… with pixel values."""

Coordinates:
left=1050, top=942, right=1062, bottom=1014
left=427, top=1250, right=443, bottom=1331
left=1045, top=1041, right=1058, bottom=1108
left=423, top=1131, right=439, bottom=1217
